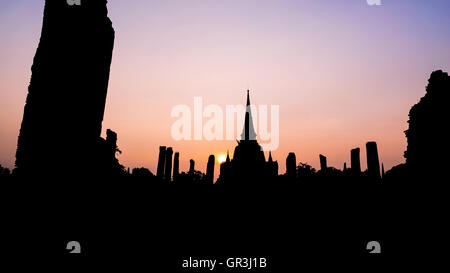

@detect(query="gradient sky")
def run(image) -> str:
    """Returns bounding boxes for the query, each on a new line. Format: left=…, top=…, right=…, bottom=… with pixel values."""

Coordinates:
left=1, top=0, right=450, bottom=177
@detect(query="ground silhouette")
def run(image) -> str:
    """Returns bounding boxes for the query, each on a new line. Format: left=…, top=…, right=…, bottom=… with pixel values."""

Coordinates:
left=1, top=1, right=447, bottom=267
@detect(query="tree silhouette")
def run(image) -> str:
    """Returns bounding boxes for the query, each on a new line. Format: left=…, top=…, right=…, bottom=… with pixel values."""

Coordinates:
left=297, top=162, right=316, bottom=177
left=0, top=164, right=11, bottom=178
left=132, top=168, right=154, bottom=177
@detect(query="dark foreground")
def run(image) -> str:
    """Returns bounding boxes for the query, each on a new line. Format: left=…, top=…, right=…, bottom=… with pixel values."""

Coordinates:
left=0, top=176, right=446, bottom=270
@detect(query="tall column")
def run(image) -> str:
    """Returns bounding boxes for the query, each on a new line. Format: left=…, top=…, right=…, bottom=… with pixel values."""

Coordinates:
left=366, top=142, right=381, bottom=180
left=173, top=152, right=180, bottom=181
left=319, top=154, right=327, bottom=171
left=15, top=0, right=115, bottom=175
left=351, top=148, right=361, bottom=174
left=286, top=152, right=297, bottom=180
left=156, top=146, right=166, bottom=177
left=189, top=159, right=195, bottom=173
left=164, top=147, right=173, bottom=181
left=206, top=155, right=215, bottom=184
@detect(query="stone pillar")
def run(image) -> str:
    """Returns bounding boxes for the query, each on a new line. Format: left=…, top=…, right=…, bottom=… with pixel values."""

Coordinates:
left=173, top=152, right=179, bottom=181
left=286, top=152, right=297, bottom=180
left=156, top=146, right=166, bottom=177
left=164, top=147, right=173, bottom=181
left=206, top=155, right=215, bottom=184
left=15, top=0, right=115, bottom=175
left=189, top=159, right=195, bottom=173
left=319, top=154, right=327, bottom=171
left=366, top=142, right=381, bottom=180
left=351, top=148, right=361, bottom=174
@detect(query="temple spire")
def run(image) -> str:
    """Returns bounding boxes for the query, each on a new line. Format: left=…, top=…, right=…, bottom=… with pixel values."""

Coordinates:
left=240, top=90, right=257, bottom=141
left=246, top=89, right=251, bottom=106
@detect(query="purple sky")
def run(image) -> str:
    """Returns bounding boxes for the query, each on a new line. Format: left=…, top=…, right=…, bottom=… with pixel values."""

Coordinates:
left=1, top=0, right=450, bottom=175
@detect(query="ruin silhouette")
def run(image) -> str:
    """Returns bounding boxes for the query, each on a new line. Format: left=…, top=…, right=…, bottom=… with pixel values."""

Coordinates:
left=267, top=151, right=279, bottom=178
left=164, top=147, right=173, bottom=182
left=351, top=148, right=361, bottom=175
left=157, top=146, right=166, bottom=178
left=286, top=152, right=297, bottom=181
left=216, top=91, right=279, bottom=184
left=2, top=1, right=448, bottom=268
left=173, top=152, right=180, bottom=182
left=189, top=159, right=195, bottom=174
left=366, top=141, right=381, bottom=181
left=404, top=70, right=449, bottom=178
left=385, top=70, right=450, bottom=183
left=4, top=0, right=447, bottom=187
left=15, top=0, right=117, bottom=177
left=206, top=155, right=215, bottom=184
left=319, top=154, right=327, bottom=172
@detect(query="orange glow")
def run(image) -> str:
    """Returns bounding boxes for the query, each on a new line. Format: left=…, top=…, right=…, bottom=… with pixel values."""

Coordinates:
left=1, top=1, right=449, bottom=178
left=217, top=154, right=227, bottom=164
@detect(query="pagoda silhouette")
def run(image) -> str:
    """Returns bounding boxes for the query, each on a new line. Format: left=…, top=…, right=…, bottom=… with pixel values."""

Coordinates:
left=217, top=91, right=278, bottom=184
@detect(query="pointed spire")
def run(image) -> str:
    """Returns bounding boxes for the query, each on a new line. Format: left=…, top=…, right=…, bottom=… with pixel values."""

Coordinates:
left=246, top=89, right=251, bottom=106
left=240, top=90, right=257, bottom=141
left=226, top=150, right=230, bottom=163
left=268, top=151, right=273, bottom=163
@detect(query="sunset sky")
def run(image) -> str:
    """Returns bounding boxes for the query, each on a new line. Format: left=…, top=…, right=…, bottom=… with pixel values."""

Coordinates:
left=1, top=0, right=450, bottom=177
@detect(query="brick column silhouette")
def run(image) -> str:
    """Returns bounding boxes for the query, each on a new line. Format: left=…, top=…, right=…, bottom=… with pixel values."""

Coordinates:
left=173, top=152, right=179, bottom=181
left=319, top=154, right=327, bottom=171
left=156, top=146, right=166, bottom=177
left=189, top=159, right=195, bottom=173
left=15, top=0, right=115, bottom=175
left=366, top=142, right=381, bottom=180
left=351, top=148, right=361, bottom=174
left=286, top=152, right=297, bottom=180
left=164, top=147, right=173, bottom=181
left=206, top=155, right=215, bottom=184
